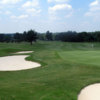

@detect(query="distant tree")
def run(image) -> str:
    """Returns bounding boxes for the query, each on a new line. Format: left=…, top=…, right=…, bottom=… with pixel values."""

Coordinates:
left=77, top=32, right=87, bottom=42
left=4, top=35, right=12, bottom=43
left=26, top=30, right=37, bottom=45
left=38, top=33, right=46, bottom=41
left=46, top=31, right=53, bottom=41
left=14, top=33, right=23, bottom=42
left=1, top=30, right=100, bottom=43
left=93, top=31, right=100, bottom=42
left=23, top=31, right=27, bottom=42
left=54, top=31, right=77, bottom=42
left=0, top=34, right=5, bottom=42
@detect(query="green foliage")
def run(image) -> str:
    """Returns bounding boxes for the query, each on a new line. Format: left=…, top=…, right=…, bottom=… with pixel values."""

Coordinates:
left=1, top=31, right=100, bottom=43
left=26, top=30, right=37, bottom=44
left=14, top=33, right=23, bottom=42
left=38, top=34, right=46, bottom=41
left=0, top=34, right=5, bottom=42
left=46, top=31, right=53, bottom=41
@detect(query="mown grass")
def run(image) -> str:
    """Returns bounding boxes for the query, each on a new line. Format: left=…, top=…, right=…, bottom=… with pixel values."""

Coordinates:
left=0, top=41, right=100, bottom=100
left=59, top=51, right=100, bottom=66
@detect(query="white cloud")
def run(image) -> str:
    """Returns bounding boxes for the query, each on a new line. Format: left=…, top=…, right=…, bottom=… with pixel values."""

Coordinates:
left=48, top=0, right=73, bottom=20
left=26, top=8, right=41, bottom=13
left=90, top=0, right=98, bottom=6
left=11, top=14, right=28, bottom=19
left=22, top=0, right=39, bottom=8
left=26, top=8, right=37, bottom=13
left=49, top=4, right=72, bottom=13
left=26, top=8, right=41, bottom=16
left=49, top=4, right=72, bottom=20
left=22, top=1, right=32, bottom=8
left=48, top=0, right=69, bottom=3
left=18, top=15, right=28, bottom=19
left=0, top=0, right=21, bottom=4
left=21, top=0, right=41, bottom=17
left=85, top=0, right=100, bottom=19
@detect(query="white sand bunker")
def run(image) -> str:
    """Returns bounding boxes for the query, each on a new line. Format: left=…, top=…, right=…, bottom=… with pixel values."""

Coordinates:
left=0, top=54, right=41, bottom=71
left=15, top=51, right=33, bottom=54
left=78, top=83, right=100, bottom=100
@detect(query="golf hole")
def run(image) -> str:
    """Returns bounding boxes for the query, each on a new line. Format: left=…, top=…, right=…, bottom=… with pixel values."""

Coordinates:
left=78, top=83, right=100, bottom=100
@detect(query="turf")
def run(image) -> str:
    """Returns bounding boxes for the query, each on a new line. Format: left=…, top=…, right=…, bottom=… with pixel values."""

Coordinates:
left=0, top=42, right=100, bottom=100
left=59, top=51, right=100, bottom=66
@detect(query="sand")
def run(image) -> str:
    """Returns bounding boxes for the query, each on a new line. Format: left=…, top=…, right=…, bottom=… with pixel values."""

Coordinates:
left=0, top=51, right=41, bottom=71
left=14, top=51, right=34, bottom=54
left=78, top=83, right=100, bottom=100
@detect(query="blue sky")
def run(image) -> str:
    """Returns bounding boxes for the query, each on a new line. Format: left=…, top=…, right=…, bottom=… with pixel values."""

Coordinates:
left=0, top=0, right=100, bottom=33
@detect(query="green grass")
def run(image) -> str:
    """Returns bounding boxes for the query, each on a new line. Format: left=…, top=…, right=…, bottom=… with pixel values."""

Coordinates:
left=59, top=51, right=100, bottom=66
left=0, top=42, right=100, bottom=100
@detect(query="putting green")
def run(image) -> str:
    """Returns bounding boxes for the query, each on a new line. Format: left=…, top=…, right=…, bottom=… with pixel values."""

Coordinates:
left=59, top=51, right=100, bottom=66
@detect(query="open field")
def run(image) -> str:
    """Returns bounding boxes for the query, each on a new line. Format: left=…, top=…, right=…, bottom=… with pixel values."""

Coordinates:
left=0, top=41, right=100, bottom=100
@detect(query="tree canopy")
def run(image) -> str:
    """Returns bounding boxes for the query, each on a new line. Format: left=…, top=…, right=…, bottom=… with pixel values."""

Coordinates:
left=1, top=30, right=100, bottom=43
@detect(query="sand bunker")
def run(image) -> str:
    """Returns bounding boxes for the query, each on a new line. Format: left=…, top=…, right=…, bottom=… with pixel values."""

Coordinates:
left=78, top=83, right=100, bottom=100
left=14, top=51, right=34, bottom=54
left=0, top=51, right=41, bottom=71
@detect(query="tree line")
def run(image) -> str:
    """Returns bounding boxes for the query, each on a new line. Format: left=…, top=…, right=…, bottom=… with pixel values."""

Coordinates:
left=39, top=31, right=100, bottom=42
left=1, top=30, right=100, bottom=44
left=0, top=30, right=37, bottom=45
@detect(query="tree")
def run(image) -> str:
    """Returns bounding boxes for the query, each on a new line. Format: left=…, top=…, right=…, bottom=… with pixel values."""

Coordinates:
left=54, top=31, right=77, bottom=42
left=0, top=34, right=5, bottom=42
left=26, top=30, right=37, bottom=45
left=23, top=31, right=27, bottom=42
left=14, top=33, right=23, bottom=42
left=38, top=33, right=46, bottom=41
left=93, top=31, right=100, bottom=42
left=4, top=35, right=12, bottom=43
left=46, top=31, right=53, bottom=41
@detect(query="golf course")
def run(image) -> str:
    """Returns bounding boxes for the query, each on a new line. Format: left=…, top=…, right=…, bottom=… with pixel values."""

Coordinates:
left=0, top=41, right=100, bottom=100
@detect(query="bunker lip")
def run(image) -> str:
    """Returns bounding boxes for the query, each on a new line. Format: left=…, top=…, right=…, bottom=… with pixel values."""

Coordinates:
left=0, top=51, right=41, bottom=71
left=78, top=83, right=100, bottom=100
left=14, top=51, right=34, bottom=54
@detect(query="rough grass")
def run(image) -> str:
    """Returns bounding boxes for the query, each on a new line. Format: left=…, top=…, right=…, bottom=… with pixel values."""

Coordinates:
left=0, top=41, right=100, bottom=100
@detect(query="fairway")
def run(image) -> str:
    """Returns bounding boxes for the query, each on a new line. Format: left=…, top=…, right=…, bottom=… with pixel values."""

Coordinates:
left=0, top=42, right=100, bottom=100
left=59, top=51, right=100, bottom=66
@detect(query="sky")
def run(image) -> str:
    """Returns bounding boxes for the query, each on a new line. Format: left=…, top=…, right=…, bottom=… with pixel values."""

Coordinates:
left=0, top=0, right=100, bottom=33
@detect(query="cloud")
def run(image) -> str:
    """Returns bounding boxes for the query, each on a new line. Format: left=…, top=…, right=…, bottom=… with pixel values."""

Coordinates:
left=22, top=0, right=39, bottom=8
left=26, top=8, right=41, bottom=16
left=48, top=0, right=69, bottom=3
left=11, top=14, right=28, bottom=19
left=0, top=0, right=21, bottom=4
left=21, top=0, right=41, bottom=17
left=49, top=4, right=72, bottom=13
left=85, top=0, right=100, bottom=19
left=48, top=4, right=72, bottom=20
left=48, top=0, right=73, bottom=20
left=90, top=0, right=98, bottom=6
